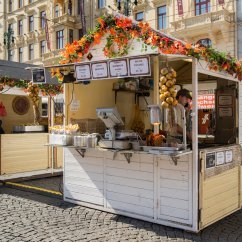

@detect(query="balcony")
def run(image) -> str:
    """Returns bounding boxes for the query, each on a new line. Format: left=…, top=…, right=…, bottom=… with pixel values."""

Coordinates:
left=52, top=14, right=77, bottom=27
left=15, top=35, right=25, bottom=45
left=27, top=31, right=36, bottom=40
left=170, top=9, right=234, bottom=36
left=42, top=49, right=63, bottom=63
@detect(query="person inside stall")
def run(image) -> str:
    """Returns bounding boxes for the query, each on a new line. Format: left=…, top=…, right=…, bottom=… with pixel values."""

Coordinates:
left=165, top=89, right=192, bottom=143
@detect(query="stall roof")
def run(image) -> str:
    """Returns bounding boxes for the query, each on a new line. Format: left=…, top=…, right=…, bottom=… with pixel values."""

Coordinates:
left=0, top=59, right=58, bottom=84
left=47, top=13, right=241, bottom=83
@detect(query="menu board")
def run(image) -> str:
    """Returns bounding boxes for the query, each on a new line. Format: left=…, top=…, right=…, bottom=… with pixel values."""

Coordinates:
left=74, top=56, right=151, bottom=81
left=32, top=68, right=46, bottom=84
left=109, top=59, right=128, bottom=77
left=75, top=64, right=91, bottom=80
left=218, top=107, right=233, bottom=117
left=206, top=152, right=215, bottom=169
left=218, top=95, right=232, bottom=106
left=91, top=62, right=109, bottom=79
left=129, top=57, right=151, bottom=76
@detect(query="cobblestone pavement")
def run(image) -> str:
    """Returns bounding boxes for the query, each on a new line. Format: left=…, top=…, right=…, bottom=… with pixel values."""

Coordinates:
left=1, top=182, right=242, bottom=241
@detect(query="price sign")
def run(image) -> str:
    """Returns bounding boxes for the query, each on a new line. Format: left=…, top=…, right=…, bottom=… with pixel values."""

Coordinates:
left=216, top=152, right=225, bottom=166
left=91, top=62, right=109, bottom=79
left=75, top=64, right=91, bottom=80
left=109, top=59, right=128, bottom=77
left=225, top=150, right=233, bottom=163
left=129, top=56, right=151, bottom=76
left=206, top=152, right=215, bottom=169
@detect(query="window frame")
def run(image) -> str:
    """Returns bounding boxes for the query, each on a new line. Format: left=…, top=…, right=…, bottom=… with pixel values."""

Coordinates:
left=9, top=0, right=13, bottom=12
left=40, top=11, right=46, bottom=29
left=197, top=38, right=212, bottom=47
left=29, top=43, right=34, bottom=60
left=98, top=0, right=105, bottom=9
left=29, top=15, right=34, bottom=32
left=135, top=12, right=144, bottom=22
left=55, top=5, right=60, bottom=17
left=40, top=40, right=46, bottom=56
left=157, top=5, right=167, bottom=30
left=18, top=19, right=23, bottom=35
left=195, top=0, right=210, bottom=16
left=56, top=30, right=64, bottom=49
left=19, top=47, right=23, bottom=63
left=19, top=0, right=23, bottom=8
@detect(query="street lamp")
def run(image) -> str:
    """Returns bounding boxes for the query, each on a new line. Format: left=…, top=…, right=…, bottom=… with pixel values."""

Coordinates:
left=116, top=0, right=139, bottom=16
left=3, top=25, right=15, bottom=61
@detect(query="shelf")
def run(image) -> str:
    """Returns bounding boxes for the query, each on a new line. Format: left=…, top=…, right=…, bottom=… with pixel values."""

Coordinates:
left=112, top=89, right=150, bottom=104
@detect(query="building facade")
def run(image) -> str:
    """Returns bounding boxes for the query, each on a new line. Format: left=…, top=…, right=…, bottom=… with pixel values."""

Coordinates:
left=0, top=0, right=237, bottom=66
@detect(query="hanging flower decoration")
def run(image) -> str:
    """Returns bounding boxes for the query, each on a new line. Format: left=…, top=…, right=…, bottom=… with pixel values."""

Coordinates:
left=0, top=76, right=63, bottom=96
left=56, top=14, right=242, bottom=81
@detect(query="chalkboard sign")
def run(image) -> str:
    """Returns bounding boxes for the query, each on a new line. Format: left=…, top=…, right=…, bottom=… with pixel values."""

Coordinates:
left=32, top=68, right=46, bottom=84
left=206, top=152, right=215, bottom=169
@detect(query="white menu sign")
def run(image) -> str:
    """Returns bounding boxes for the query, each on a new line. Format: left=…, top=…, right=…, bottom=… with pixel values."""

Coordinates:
left=91, top=62, right=108, bottom=79
left=129, top=56, right=151, bottom=76
left=109, top=59, right=128, bottom=77
left=225, top=150, right=233, bottom=163
left=75, top=64, right=91, bottom=80
left=216, top=152, right=225, bottom=165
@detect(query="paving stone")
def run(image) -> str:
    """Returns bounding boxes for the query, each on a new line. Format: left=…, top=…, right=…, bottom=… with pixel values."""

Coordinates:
left=2, top=179, right=242, bottom=242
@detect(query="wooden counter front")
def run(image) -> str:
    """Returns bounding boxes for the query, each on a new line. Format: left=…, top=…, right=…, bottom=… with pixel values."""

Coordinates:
left=0, top=133, right=50, bottom=175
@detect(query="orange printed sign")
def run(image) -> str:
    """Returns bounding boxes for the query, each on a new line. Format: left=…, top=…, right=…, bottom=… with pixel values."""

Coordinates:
left=198, top=94, right=215, bottom=109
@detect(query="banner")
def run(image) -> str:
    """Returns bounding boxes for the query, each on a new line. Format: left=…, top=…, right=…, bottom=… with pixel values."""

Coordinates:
left=177, top=0, right=183, bottom=15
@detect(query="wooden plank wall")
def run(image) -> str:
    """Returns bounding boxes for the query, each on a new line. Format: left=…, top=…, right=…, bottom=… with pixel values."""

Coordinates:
left=157, top=154, right=193, bottom=225
left=1, top=133, right=49, bottom=174
left=200, top=147, right=240, bottom=229
left=64, top=148, right=194, bottom=226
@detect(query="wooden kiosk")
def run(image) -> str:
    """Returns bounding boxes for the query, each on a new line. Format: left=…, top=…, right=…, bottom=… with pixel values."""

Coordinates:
left=0, top=60, right=62, bottom=180
left=50, top=14, right=242, bottom=232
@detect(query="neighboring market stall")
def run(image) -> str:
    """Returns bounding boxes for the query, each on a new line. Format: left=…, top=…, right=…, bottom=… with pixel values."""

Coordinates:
left=47, top=14, right=242, bottom=232
left=0, top=60, right=63, bottom=180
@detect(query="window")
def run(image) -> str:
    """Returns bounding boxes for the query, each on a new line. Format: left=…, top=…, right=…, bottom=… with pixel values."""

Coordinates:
left=29, top=15, right=34, bottom=32
left=135, top=12, right=144, bottom=21
left=197, top=38, right=212, bottom=47
left=56, top=30, right=64, bottom=49
left=29, top=44, right=34, bottom=60
left=40, top=11, right=46, bottom=29
left=158, top=6, right=167, bottom=29
left=9, top=50, right=13, bottom=61
left=69, top=29, right=73, bottom=43
left=19, top=47, right=23, bottom=63
left=9, top=23, right=13, bottom=31
left=98, top=0, right=105, bottom=9
left=55, top=5, right=59, bottom=17
left=40, top=40, right=46, bottom=56
left=78, top=29, right=83, bottom=39
left=68, top=0, right=72, bottom=15
left=19, top=0, right=23, bottom=8
left=18, top=20, right=23, bottom=35
left=195, top=0, right=210, bottom=16
left=9, top=0, right=13, bottom=12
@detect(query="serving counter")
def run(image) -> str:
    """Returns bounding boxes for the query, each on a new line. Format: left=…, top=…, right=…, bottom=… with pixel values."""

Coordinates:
left=63, top=144, right=241, bottom=232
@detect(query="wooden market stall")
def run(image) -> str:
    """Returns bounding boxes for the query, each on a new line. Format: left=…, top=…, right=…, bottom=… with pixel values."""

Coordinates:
left=0, top=60, right=63, bottom=180
left=47, top=14, right=242, bottom=232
